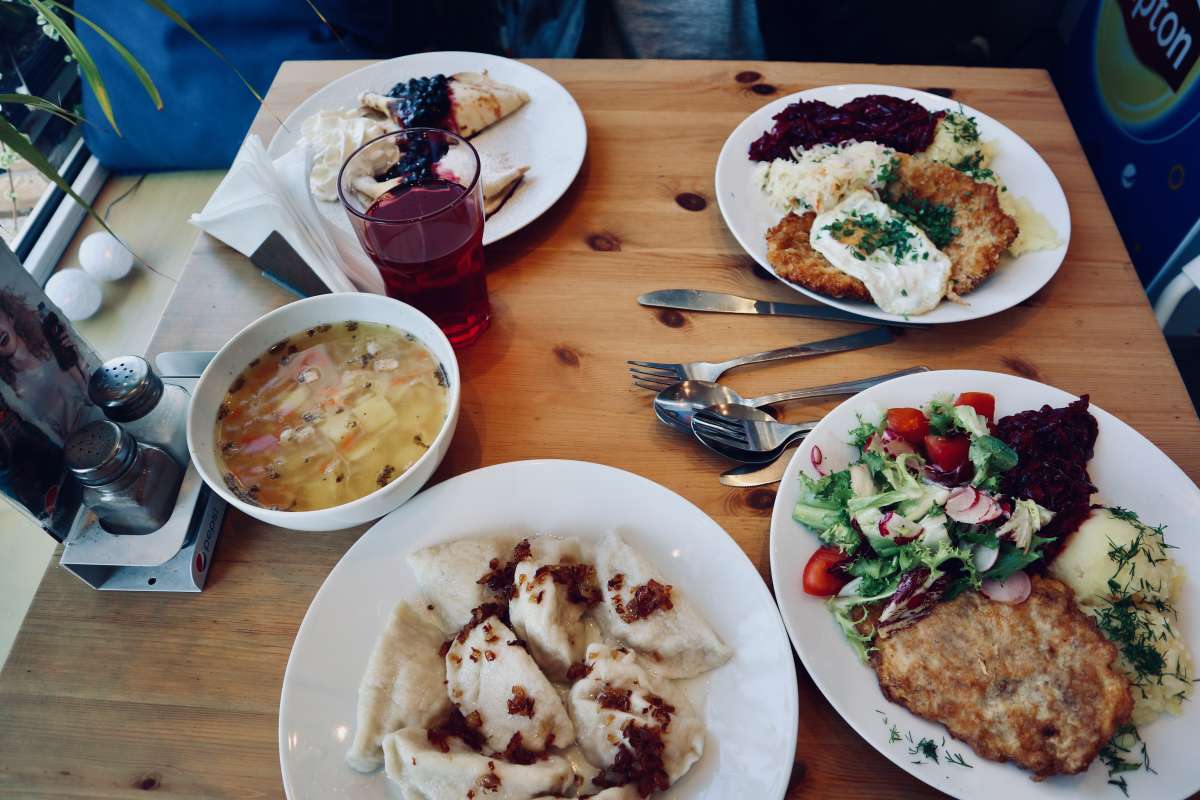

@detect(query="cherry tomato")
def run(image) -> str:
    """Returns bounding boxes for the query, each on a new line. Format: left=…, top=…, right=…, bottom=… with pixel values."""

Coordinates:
left=955, top=392, right=996, bottom=423
left=802, top=546, right=851, bottom=596
left=885, top=407, right=930, bottom=446
left=924, top=434, right=971, bottom=472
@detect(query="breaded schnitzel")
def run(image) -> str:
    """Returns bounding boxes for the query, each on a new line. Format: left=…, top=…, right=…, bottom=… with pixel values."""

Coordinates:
left=871, top=577, right=1131, bottom=779
left=764, top=154, right=1018, bottom=304
left=765, top=211, right=871, bottom=302
left=883, top=155, right=1018, bottom=296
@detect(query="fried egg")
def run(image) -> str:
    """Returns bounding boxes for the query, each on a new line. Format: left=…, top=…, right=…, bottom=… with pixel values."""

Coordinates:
left=810, top=190, right=951, bottom=316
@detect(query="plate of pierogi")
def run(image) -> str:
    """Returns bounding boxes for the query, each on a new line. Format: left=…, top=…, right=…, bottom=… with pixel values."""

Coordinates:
left=279, top=459, right=798, bottom=799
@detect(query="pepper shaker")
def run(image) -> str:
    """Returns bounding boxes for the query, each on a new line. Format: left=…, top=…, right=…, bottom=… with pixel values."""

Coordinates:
left=64, top=420, right=183, bottom=535
left=88, top=355, right=190, bottom=466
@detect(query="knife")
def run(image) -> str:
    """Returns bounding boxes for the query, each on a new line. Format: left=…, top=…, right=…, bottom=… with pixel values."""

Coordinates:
left=719, top=445, right=798, bottom=487
left=155, top=351, right=217, bottom=378
left=639, top=289, right=922, bottom=328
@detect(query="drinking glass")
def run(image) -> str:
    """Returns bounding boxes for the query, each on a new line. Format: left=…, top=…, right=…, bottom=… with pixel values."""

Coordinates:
left=338, top=128, right=489, bottom=347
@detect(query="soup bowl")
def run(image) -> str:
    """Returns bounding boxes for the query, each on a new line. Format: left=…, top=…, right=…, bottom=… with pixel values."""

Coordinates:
left=187, top=293, right=460, bottom=531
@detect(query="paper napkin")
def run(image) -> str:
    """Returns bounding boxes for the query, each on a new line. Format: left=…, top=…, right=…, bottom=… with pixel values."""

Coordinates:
left=190, top=136, right=385, bottom=295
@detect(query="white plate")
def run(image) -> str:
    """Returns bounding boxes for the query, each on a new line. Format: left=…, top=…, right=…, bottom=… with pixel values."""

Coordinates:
left=268, top=51, right=587, bottom=246
left=769, top=369, right=1200, bottom=799
left=715, top=85, right=1071, bottom=324
left=280, top=459, right=798, bottom=799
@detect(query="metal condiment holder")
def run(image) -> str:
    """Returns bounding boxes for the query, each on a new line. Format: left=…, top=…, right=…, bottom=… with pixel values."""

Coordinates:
left=58, top=374, right=226, bottom=592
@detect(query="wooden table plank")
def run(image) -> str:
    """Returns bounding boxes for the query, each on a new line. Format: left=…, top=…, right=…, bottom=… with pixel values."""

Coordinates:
left=3, top=59, right=1196, bottom=800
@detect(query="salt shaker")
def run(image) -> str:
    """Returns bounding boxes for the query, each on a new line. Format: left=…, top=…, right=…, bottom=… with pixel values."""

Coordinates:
left=88, top=356, right=190, bottom=466
left=65, top=420, right=183, bottom=535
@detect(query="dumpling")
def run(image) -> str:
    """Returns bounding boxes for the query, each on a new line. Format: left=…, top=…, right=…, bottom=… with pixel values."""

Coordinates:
left=534, top=788, right=640, bottom=800
left=408, top=536, right=518, bottom=630
left=383, top=727, right=574, bottom=800
left=346, top=602, right=453, bottom=772
left=509, top=537, right=603, bottom=680
left=446, top=610, right=576, bottom=753
left=567, top=644, right=705, bottom=794
left=591, top=531, right=732, bottom=678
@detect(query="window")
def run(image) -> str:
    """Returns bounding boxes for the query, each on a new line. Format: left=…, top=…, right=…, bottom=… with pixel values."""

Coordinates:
left=1, top=2, right=105, bottom=283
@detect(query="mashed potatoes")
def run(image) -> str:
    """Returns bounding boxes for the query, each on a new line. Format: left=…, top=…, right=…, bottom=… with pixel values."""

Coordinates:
left=916, top=112, right=1059, bottom=256
left=998, top=193, right=1061, bottom=256
left=1050, top=507, right=1193, bottom=725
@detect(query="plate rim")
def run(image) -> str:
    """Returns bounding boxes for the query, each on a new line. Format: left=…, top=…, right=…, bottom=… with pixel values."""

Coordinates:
left=279, top=457, right=800, bottom=799
left=266, top=50, right=588, bottom=246
left=714, top=83, right=1071, bottom=325
left=767, top=368, right=1200, bottom=799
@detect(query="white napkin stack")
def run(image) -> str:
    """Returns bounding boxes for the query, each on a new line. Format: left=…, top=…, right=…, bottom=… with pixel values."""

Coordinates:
left=190, top=136, right=385, bottom=295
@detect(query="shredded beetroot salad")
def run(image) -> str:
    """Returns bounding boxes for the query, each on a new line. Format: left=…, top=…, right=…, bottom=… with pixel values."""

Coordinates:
left=995, top=396, right=1099, bottom=548
left=748, top=94, right=944, bottom=162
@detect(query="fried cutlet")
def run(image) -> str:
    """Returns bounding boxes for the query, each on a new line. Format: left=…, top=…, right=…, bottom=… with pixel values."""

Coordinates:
left=883, top=154, right=1018, bottom=295
left=764, top=155, right=1018, bottom=302
left=765, top=211, right=872, bottom=302
left=871, top=576, right=1131, bottom=780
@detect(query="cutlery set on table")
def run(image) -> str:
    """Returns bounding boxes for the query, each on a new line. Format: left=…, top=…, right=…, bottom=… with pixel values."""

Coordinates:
left=631, top=288, right=928, bottom=486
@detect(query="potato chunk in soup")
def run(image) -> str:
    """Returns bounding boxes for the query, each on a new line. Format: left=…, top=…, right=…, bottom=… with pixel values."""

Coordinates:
left=214, top=321, right=448, bottom=511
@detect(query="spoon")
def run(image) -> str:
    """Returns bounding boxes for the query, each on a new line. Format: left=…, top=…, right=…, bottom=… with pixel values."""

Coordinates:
left=690, top=403, right=816, bottom=463
left=719, top=443, right=799, bottom=487
left=654, top=367, right=929, bottom=435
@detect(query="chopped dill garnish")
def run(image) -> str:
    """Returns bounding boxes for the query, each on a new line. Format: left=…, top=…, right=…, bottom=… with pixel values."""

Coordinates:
left=950, top=151, right=994, bottom=182
left=823, top=210, right=918, bottom=263
left=1100, top=723, right=1154, bottom=794
left=944, top=109, right=981, bottom=144
left=886, top=193, right=960, bottom=249
left=877, top=156, right=901, bottom=185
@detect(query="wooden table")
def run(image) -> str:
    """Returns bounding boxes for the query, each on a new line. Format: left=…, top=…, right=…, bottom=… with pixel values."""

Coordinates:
left=3, top=59, right=1198, bottom=800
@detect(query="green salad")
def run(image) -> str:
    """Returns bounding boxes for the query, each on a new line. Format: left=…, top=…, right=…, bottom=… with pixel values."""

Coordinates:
left=795, top=391, right=1056, bottom=660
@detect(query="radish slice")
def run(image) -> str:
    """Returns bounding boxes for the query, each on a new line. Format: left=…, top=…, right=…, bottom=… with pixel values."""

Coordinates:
left=972, top=543, right=999, bottom=572
left=945, top=486, right=980, bottom=517
left=879, top=429, right=916, bottom=459
left=880, top=511, right=922, bottom=543
left=810, top=445, right=827, bottom=476
left=948, top=497, right=1000, bottom=525
left=981, top=571, right=1031, bottom=604
left=975, top=498, right=1004, bottom=524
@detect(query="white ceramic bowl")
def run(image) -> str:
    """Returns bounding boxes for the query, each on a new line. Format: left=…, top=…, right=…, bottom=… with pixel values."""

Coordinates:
left=187, top=293, right=460, bottom=531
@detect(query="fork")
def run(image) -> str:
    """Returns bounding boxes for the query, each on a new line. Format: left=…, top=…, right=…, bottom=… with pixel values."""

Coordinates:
left=627, top=327, right=895, bottom=388
left=692, top=407, right=818, bottom=455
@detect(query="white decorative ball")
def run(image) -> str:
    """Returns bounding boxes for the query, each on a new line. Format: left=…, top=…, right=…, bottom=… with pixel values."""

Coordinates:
left=45, top=268, right=102, bottom=321
left=79, top=231, right=134, bottom=282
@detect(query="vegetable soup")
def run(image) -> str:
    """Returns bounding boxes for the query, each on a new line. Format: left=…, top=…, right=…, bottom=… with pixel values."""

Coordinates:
left=214, top=321, right=448, bottom=511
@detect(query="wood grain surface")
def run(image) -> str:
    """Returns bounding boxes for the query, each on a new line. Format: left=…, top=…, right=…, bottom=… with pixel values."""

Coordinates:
left=3, top=59, right=1198, bottom=800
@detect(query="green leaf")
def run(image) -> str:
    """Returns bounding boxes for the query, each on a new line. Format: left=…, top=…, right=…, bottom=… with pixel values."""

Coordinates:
left=797, top=470, right=854, bottom=512
left=981, top=541, right=1040, bottom=582
left=0, top=94, right=82, bottom=124
left=27, top=0, right=119, bottom=133
left=924, top=396, right=958, bottom=436
left=818, top=521, right=861, bottom=555
left=140, top=0, right=281, bottom=125
left=848, top=414, right=884, bottom=449
left=0, top=114, right=116, bottom=238
left=45, top=0, right=162, bottom=110
left=969, top=435, right=1018, bottom=487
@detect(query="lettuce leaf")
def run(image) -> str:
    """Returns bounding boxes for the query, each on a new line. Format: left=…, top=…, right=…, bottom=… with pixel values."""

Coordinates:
left=969, top=435, right=1018, bottom=489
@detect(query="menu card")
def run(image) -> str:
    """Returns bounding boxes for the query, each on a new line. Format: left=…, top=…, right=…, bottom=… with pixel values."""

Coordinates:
left=0, top=246, right=102, bottom=539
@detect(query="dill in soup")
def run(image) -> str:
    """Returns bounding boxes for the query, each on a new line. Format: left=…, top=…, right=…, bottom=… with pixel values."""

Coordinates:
left=214, top=321, right=448, bottom=511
